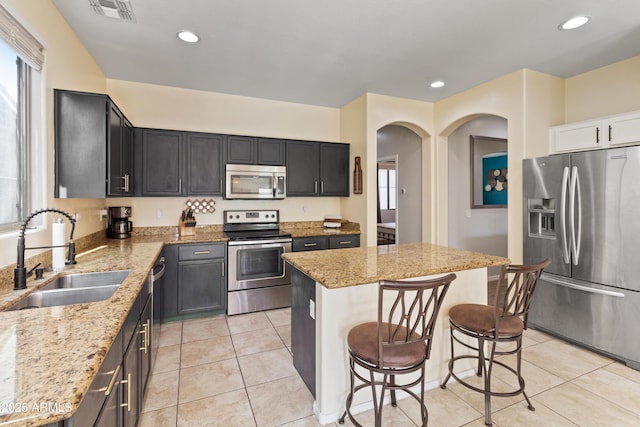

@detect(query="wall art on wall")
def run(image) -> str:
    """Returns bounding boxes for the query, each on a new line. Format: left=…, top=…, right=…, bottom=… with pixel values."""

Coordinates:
left=470, top=135, right=508, bottom=208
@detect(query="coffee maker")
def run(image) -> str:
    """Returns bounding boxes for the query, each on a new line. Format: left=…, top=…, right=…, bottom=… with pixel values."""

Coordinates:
left=107, top=206, right=133, bottom=239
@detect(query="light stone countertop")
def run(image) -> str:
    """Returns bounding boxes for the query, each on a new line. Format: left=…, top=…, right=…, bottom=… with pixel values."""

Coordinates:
left=0, top=223, right=360, bottom=426
left=282, top=242, right=510, bottom=288
left=0, top=240, right=163, bottom=427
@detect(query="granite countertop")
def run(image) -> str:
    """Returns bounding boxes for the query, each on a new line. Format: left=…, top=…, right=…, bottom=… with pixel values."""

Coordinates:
left=0, top=222, right=360, bottom=426
left=282, top=225, right=360, bottom=238
left=282, top=242, right=510, bottom=289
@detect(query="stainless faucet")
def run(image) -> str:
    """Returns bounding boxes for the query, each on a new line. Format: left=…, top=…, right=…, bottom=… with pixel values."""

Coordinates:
left=14, top=208, right=77, bottom=290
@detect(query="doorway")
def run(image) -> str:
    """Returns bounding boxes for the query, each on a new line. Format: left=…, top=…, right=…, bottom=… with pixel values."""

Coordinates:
left=377, top=157, right=396, bottom=245
left=377, top=124, right=422, bottom=244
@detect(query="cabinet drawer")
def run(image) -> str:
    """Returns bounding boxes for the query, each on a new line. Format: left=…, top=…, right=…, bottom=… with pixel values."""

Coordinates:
left=293, top=236, right=329, bottom=252
left=328, top=234, right=360, bottom=249
left=178, top=243, right=225, bottom=260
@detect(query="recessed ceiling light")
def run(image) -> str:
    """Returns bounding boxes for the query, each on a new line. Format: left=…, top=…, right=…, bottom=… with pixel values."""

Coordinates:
left=559, top=15, right=590, bottom=31
left=430, top=81, right=445, bottom=88
left=177, top=31, right=199, bottom=43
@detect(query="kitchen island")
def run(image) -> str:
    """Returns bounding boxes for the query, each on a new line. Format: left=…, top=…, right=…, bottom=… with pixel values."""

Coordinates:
left=282, top=242, right=509, bottom=424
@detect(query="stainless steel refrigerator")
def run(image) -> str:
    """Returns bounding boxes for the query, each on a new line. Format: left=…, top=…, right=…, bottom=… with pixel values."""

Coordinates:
left=523, top=146, right=640, bottom=370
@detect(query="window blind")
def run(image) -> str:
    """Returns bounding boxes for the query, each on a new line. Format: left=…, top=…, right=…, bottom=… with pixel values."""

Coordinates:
left=0, top=5, right=44, bottom=70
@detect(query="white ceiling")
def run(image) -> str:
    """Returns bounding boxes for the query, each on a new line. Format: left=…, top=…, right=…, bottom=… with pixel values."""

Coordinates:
left=51, top=0, right=640, bottom=108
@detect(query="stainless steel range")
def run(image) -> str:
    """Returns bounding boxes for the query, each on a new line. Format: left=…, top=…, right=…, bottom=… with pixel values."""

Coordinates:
left=224, top=209, right=292, bottom=315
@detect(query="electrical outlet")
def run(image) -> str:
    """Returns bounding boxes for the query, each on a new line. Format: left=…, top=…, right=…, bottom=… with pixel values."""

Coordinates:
left=156, top=209, right=163, bottom=219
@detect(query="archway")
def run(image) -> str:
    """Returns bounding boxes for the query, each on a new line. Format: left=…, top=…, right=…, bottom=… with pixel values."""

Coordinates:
left=446, top=115, right=508, bottom=280
left=376, top=125, right=423, bottom=244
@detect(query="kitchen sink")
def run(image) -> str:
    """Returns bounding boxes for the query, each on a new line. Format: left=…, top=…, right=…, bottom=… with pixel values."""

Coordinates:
left=4, top=270, right=130, bottom=311
left=6, top=285, right=121, bottom=311
left=39, top=270, right=131, bottom=290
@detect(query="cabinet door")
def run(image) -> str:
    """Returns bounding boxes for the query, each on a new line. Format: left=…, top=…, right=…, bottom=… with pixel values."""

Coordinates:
left=107, top=104, right=134, bottom=196
left=608, top=112, right=640, bottom=146
left=286, top=140, right=319, bottom=196
left=551, top=120, right=603, bottom=153
left=328, top=234, right=360, bottom=249
left=108, top=103, right=124, bottom=196
left=319, top=143, right=350, bottom=196
left=141, top=129, right=185, bottom=196
left=139, top=295, right=152, bottom=393
left=227, top=135, right=257, bottom=164
left=121, top=118, right=134, bottom=194
left=93, top=368, right=122, bottom=427
left=258, top=138, right=286, bottom=165
left=186, top=133, right=224, bottom=195
left=178, top=258, right=226, bottom=315
left=54, top=90, right=107, bottom=198
left=122, top=336, right=140, bottom=427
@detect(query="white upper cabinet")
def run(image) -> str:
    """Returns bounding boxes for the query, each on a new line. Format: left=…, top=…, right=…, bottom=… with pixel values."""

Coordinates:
left=608, top=111, right=640, bottom=146
left=550, top=110, right=640, bottom=153
left=550, top=119, right=604, bottom=153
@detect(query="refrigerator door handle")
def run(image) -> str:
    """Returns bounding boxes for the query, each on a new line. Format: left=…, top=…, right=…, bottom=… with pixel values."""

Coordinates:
left=560, top=166, right=570, bottom=264
left=542, top=273, right=625, bottom=298
left=569, top=166, right=582, bottom=265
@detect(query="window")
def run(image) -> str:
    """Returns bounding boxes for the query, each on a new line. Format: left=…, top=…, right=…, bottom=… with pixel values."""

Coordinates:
left=0, top=5, right=44, bottom=230
left=0, top=41, right=26, bottom=226
left=378, top=164, right=396, bottom=210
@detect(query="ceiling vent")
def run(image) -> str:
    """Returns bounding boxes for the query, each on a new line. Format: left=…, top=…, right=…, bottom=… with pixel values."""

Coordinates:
left=89, top=0, right=136, bottom=22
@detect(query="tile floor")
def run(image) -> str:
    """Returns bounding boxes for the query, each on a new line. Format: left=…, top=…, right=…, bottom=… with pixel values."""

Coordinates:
left=141, top=308, right=640, bottom=427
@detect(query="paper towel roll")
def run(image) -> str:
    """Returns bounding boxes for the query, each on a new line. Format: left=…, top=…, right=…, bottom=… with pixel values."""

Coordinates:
left=52, top=219, right=66, bottom=272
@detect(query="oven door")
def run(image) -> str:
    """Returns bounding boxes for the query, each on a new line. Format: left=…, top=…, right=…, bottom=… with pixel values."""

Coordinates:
left=228, top=239, right=292, bottom=291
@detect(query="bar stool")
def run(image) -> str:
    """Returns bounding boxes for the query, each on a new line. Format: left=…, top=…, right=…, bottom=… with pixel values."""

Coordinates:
left=338, top=273, right=457, bottom=427
left=440, top=259, right=550, bottom=426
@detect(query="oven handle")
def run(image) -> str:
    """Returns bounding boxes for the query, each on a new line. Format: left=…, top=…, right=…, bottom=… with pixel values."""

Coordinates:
left=227, top=238, right=292, bottom=246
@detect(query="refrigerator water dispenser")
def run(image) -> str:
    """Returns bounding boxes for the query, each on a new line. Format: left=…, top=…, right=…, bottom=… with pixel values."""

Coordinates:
left=528, top=198, right=555, bottom=237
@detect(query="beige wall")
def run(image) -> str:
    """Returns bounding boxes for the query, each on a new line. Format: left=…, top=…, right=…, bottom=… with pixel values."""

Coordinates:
left=0, top=0, right=106, bottom=269
left=565, top=56, right=640, bottom=123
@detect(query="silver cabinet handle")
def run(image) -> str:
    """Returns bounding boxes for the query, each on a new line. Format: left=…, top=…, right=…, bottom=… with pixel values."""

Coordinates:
left=338, top=241, right=351, bottom=245
left=121, top=372, right=132, bottom=411
left=104, top=365, right=121, bottom=396
left=304, top=243, right=317, bottom=247
left=179, top=178, right=182, bottom=193
left=221, top=262, right=225, bottom=277
left=193, top=250, right=210, bottom=255
left=314, top=181, right=318, bottom=193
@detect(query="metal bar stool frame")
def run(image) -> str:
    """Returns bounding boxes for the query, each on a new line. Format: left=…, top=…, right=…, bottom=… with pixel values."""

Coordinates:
left=339, top=273, right=456, bottom=427
left=440, top=259, right=550, bottom=426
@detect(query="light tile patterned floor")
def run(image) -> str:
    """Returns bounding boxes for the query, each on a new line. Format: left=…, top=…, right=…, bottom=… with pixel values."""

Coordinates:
left=141, top=309, right=640, bottom=427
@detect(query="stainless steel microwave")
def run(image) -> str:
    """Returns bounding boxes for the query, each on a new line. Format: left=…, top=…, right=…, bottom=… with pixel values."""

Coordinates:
left=225, top=164, right=286, bottom=199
